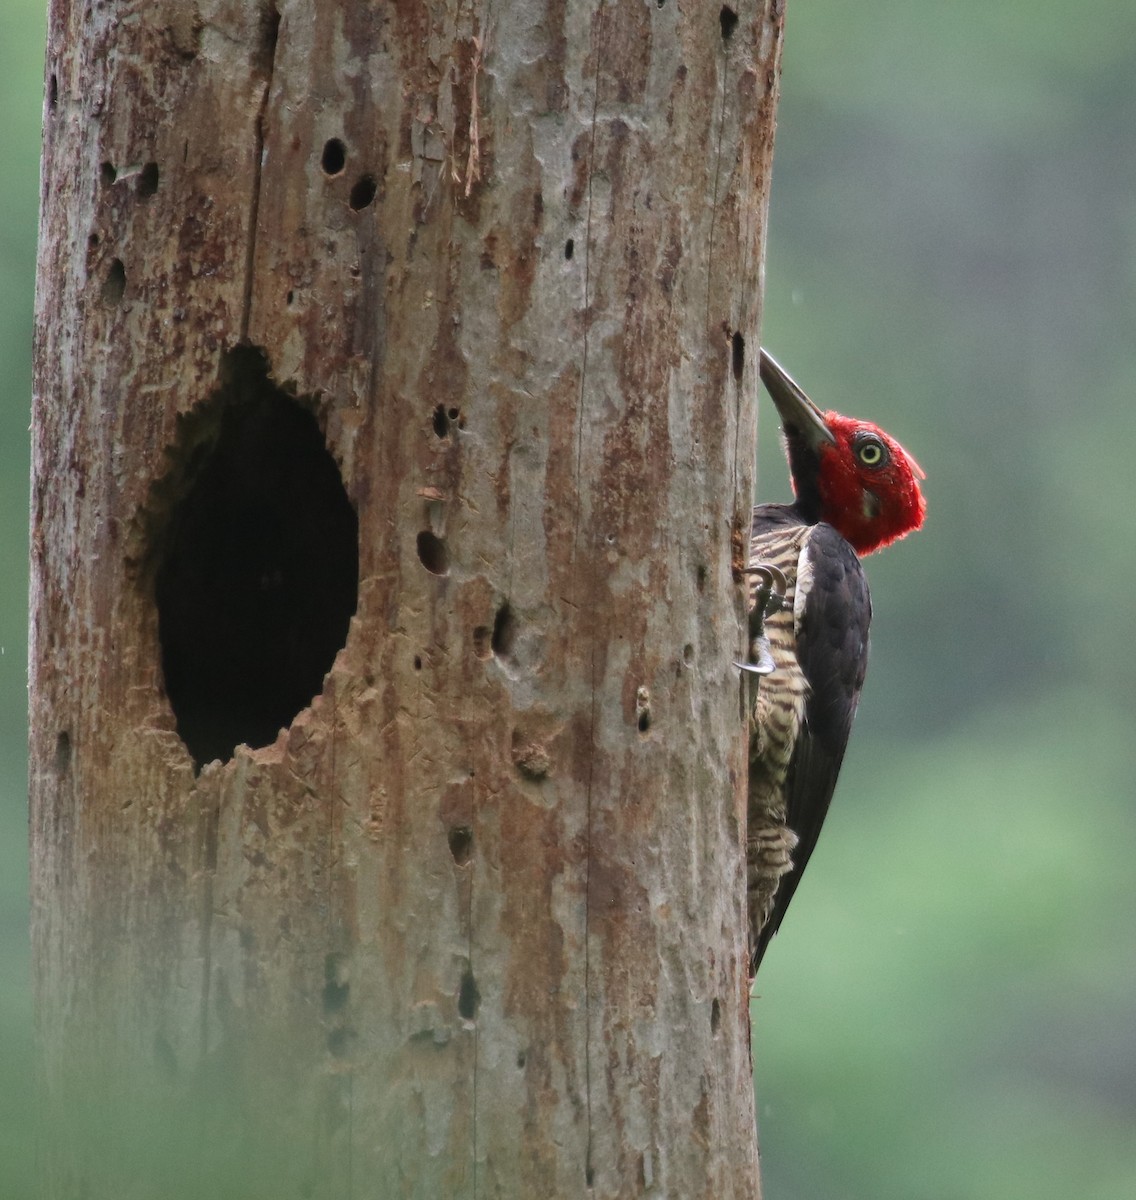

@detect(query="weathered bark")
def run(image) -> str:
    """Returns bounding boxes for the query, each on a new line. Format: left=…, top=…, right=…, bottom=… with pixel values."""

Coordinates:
left=30, top=1, right=783, bottom=1196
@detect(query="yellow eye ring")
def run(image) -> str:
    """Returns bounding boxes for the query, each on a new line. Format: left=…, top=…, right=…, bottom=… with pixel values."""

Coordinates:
left=854, top=436, right=888, bottom=468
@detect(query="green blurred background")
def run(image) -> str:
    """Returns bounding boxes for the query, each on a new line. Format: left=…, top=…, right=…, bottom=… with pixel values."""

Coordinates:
left=756, top=3, right=1136, bottom=1198
left=1, top=2, right=1133, bottom=1197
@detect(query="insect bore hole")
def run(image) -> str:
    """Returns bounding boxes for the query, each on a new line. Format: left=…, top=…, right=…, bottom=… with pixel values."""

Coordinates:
left=321, top=138, right=346, bottom=176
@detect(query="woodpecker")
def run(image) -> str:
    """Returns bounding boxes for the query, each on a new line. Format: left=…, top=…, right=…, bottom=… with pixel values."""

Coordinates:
left=745, top=349, right=926, bottom=976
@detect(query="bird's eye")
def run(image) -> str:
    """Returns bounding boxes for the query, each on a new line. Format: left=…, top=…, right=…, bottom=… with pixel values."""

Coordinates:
left=853, top=434, right=889, bottom=469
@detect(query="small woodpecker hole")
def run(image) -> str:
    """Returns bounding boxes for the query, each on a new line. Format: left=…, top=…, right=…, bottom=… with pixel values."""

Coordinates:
left=54, top=731, right=72, bottom=774
left=101, top=259, right=126, bottom=306
left=100, top=161, right=117, bottom=186
left=448, top=825, right=473, bottom=865
left=458, top=968, right=480, bottom=1021
left=432, top=404, right=450, bottom=438
left=416, top=531, right=450, bottom=575
left=349, top=174, right=377, bottom=210
left=710, top=996, right=722, bottom=1035
left=719, top=6, right=739, bottom=40
left=137, top=161, right=160, bottom=198
left=636, top=686, right=652, bottom=733
left=491, top=603, right=517, bottom=659
left=148, top=347, right=359, bottom=770
left=731, top=331, right=745, bottom=382
left=321, top=137, right=347, bottom=175
left=48, top=74, right=58, bottom=112
left=564, top=238, right=575, bottom=260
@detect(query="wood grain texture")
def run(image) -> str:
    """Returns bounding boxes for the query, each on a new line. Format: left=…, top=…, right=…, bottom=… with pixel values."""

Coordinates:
left=30, top=1, right=784, bottom=1195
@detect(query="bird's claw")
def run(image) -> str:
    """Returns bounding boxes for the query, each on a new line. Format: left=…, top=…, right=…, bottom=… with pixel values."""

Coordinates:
left=738, top=562, right=786, bottom=676
left=734, top=636, right=776, bottom=676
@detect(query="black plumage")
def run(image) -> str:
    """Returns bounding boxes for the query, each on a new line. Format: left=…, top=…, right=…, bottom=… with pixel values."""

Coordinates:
left=746, top=508, right=870, bottom=973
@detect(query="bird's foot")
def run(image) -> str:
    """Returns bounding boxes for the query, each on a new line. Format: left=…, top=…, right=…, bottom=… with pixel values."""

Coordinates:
left=736, top=563, right=787, bottom=676
left=744, top=563, right=787, bottom=630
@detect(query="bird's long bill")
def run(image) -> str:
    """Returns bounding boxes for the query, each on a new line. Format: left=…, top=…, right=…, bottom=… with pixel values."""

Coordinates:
left=758, top=349, right=837, bottom=449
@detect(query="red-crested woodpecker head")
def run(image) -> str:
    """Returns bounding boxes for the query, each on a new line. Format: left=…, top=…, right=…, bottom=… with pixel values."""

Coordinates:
left=759, top=349, right=927, bottom=556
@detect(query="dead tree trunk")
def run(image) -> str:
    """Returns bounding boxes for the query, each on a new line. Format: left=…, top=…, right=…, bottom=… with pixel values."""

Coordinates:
left=30, top=1, right=783, bottom=1195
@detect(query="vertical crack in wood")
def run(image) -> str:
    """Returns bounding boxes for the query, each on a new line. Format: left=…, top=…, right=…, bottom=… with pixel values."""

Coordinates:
left=240, top=4, right=280, bottom=341
left=576, top=4, right=608, bottom=1185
